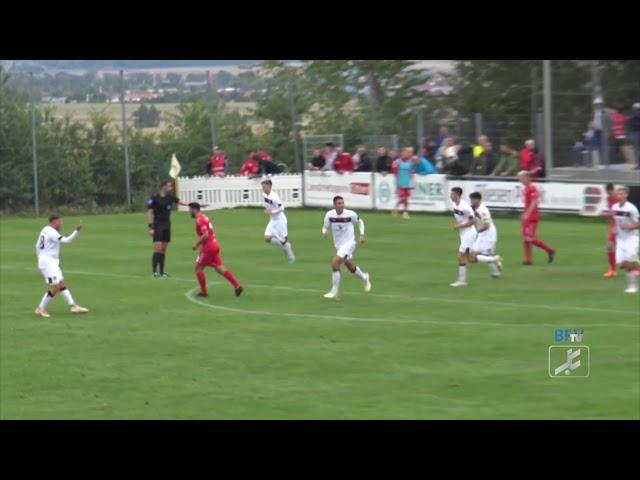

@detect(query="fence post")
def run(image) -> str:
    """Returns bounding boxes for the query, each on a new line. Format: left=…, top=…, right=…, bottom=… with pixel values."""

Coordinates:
left=119, top=70, right=132, bottom=208
left=542, top=60, right=553, bottom=177
left=416, top=110, right=424, bottom=151
left=474, top=112, right=483, bottom=141
left=205, top=70, right=217, bottom=150
left=30, top=72, right=40, bottom=216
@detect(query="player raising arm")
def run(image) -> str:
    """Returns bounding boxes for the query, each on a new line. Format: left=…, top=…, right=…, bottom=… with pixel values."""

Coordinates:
left=34, top=214, right=89, bottom=317
left=189, top=203, right=243, bottom=298
left=611, top=186, right=640, bottom=293
left=322, top=196, right=371, bottom=299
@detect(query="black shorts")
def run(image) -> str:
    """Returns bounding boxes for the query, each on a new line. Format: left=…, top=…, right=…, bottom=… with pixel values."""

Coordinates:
left=153, top=223, right=171, bottom=243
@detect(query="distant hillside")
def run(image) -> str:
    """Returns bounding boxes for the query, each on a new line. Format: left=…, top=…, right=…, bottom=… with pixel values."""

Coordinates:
left=1, top=60, right=260, bottom=71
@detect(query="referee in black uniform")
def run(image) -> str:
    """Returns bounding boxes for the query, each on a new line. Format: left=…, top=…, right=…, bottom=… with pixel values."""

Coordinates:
left=147, top=181, right=190, bottom=277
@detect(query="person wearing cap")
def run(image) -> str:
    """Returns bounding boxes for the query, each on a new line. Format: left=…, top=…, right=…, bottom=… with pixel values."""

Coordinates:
left=630, top=103, right=640, bottom=169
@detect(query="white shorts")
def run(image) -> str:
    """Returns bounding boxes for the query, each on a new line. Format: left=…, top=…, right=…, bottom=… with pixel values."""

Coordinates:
left=336, top=241, right=356, bottom=261
left=38, top=258, right=64, bottom=285
left=472, top=234, right=497, bottom=255
left=265, top=219, right=288, bottom=242
left=616, top=236, right=639, bottom=264
left=459, top=229, right=476, bottom=253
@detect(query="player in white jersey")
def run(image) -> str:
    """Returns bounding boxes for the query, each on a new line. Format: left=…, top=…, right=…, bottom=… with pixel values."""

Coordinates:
left=262, top=179, right=295, bottom=264
left=468, top=192, right=503, bottom=279
left=610, top=186, right=640, bottom=293
left=34, top=214, right=89, bottom=317
left=449, top=187, right=477, bottom=287
left=321, top=196, right=371, bottom=299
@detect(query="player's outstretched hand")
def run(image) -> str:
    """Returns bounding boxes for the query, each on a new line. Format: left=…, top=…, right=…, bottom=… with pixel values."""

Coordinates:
left=192, top=243, right=199, bottom=251
left=75, top=221, right=83, bottom=231
left=359, top=235, right=366, bottom=244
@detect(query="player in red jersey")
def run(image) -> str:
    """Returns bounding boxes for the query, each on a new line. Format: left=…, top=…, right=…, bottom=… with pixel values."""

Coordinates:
left=603, top=183, right=618, bottom=277
left=189, top=202, right=243, bottom=298
left=518, top=170, right=556, bottom=265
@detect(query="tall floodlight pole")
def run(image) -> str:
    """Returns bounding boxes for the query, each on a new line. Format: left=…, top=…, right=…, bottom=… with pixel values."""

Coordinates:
left=289, top=71, right=301, bottom=172
left=542, top=60, right=553, bottom=177
left=206, top=70, right=217, bottom=150
left=30, top=72, right=40, bottom=216
left=120, top=70, right=132, bottom=208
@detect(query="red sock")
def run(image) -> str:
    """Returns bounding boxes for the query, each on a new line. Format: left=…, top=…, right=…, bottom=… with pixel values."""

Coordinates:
left=532, top=239, right=554, bottom=253
left=196, top=271, right=207, bottom=294
left=524, top=241, right=533, bottom=263
left=222, top=270, right=240, bottom=289
left=607, top=251, right=616, bottom=271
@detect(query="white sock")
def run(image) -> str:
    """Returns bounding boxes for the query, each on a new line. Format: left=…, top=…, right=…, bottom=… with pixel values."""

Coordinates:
left=458, top=265, right=467, bottom=283
left=39, top=291, right=55, bottom=310
left=283, top=242, right=293, bottom=256
left=331, top=271, right=341, bottom=292
left=353, top=266, right=366, bottom=280
left=60, top=289, right=75, bottom=306
left=488, top=263, right=500, bottom=276
left=628, top=271, right=638, bottom=289
left=476, top=254, right=496, bottom=263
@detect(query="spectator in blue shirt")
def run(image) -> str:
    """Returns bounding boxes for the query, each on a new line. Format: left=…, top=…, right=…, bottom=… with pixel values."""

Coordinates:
left=412, top=153, right=437, bottom=175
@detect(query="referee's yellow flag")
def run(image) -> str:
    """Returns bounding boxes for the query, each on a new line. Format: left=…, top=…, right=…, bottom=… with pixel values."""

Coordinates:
left=169, top=154, right=181, bottom=179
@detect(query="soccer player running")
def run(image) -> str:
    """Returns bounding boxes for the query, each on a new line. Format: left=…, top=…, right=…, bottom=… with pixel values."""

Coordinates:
left=34, top=214, right=89, bottom=317
left=392, top=147, right=414, bottom=219
left=322, top=196, right=371, bottom=299
left=189, top=203, right=243, bottom=298
left=610, top=186, right=640, bottom=293
left=262, top=179, right=295, bottom=264
left=518, top=170, right=556, bottom=265
left=603, top=183, right=618, bottom=277
left=147, top=180, right=191, bottom=277
left=468, top=192, right=503, bottom=278
left=449, top=187, right=476, bottom=287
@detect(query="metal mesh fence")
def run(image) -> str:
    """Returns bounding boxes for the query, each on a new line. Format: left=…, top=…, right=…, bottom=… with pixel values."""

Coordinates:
left=302, top=134, right=343, bottom=165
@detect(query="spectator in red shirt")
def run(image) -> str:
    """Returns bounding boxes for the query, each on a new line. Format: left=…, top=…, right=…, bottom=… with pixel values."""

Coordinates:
left=239, top=150, right=260, bottom=177
left=519, top=139, right=544, bottom=178
left=207, top=147, right=228, bottom=177
left=610, top=106, right=627, bottom=164
left=257, top=146, right=272, bottom=162
left=333, top=147, right=355, bottom=173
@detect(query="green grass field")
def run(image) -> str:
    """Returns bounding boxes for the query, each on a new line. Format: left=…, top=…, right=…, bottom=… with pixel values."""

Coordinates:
left=1, top=209, right=638, bottom=419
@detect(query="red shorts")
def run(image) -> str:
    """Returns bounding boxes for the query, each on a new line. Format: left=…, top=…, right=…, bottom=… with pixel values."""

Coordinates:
left=196, top=246, right=222, bottom=268
left=398, top=188, right=411, bottom=200
left=522, top=220, right=538, bottom=238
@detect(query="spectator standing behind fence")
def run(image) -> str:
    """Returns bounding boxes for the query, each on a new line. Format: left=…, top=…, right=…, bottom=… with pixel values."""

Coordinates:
left=592, top=97, right=614, bottom=167
left=353, top=146, right=373, bottom=172
left=239, top=150, right=260, bottom=177
left=257, top=146, right=271, bottom=162
left=258, top=154, right=283, bottom=175
left=492, top=143, right=519, bottom=176
left=412, top=153, right=436, bottom=175
left=610, top=105, right=630, bottom=164
left=333, top=147, right=355, bottom=174
left=442, top=140, right=469, bottom=177
left=322, top=143, right=338, bottom=171
left=207, top=146, right=228, bottom=177
left=308, top=148, right=326, bottom=171
left=435, top=126, right=449, bottom=150
left=470, top=140, right=495, bottom=175
left=473, top=135, right=489, bottom=161
left=631, top=103, right=640, bottom=169
left=376, top=147, right=393, bottom=174
left=426, top=138, right=438, bottom=161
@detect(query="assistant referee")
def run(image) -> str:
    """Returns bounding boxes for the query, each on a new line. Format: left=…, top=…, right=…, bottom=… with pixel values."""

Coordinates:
left=147, top=180, right=190, bottom=277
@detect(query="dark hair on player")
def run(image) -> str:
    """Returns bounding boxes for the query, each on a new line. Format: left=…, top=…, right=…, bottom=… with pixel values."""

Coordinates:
left=261, top=179, right=272, bottom=185
left=606, top=183, right=614, bottom=192
left=326, top=142, right=336, bottom=148
left=188, top=202, right=201, bottom=211
left=451, top=187, right=463, bottom=196
left=469, top=192, right=482, bottom=200
left=49, top=214, right=61, bottom=223
left=160, top=180, right=172, bottom=189
left=333, top=195, right=344, bottom=204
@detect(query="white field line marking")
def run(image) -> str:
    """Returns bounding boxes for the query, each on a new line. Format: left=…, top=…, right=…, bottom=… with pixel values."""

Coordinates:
left=2, top=264, right=638, bottom=319
left=184, top=287, right=637, bottom=328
